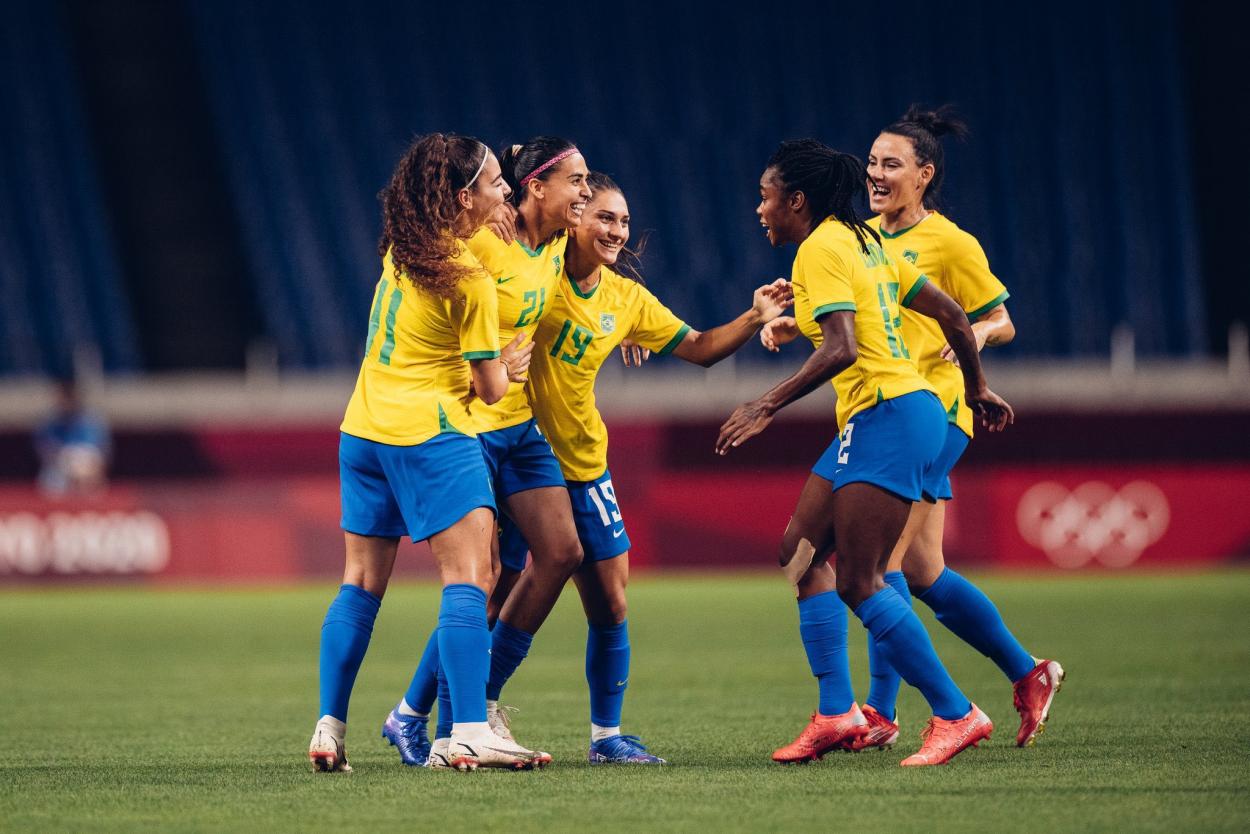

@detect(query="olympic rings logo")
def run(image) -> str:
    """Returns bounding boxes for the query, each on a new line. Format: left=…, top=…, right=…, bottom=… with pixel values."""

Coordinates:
left=1015, top=481, right=1170, bottom=568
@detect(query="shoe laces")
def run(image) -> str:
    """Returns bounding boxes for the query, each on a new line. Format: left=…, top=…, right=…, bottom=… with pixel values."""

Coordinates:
left=490, top=703, right=519, bottom=729
left=919, top=717, right=938, bottom=744
left=398, top=714, right=427, bottom=739
left=604, top=734, right=649, bottom=755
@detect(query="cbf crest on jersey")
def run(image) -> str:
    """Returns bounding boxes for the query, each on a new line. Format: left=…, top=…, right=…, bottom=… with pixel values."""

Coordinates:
left=599, top=313, right=616, bottom=334
left=903, top=249, right=920, bottom=265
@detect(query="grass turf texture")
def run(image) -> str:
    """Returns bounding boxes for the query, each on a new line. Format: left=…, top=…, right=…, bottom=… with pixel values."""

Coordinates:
left=2, top=572, right=1248, bottom=832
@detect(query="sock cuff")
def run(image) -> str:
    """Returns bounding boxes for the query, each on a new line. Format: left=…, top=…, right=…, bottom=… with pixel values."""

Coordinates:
left=883, top=571, right=911, bottom=600
left=797, top=589, right=840, bottom=612
left=439, top=584, right=487, bottom=629
left=798, top=589, right=845, bottom=628
left=916, top=567, right=955, bottom=605
left=854, top=587, right=911, bottom=636
left=494, top=619, right=535, bottom=646
left=588, top=619, right=628, bottom=635
left=441, top=583, right=487, bottom=604
left=339, top=583, right=381, bottom=611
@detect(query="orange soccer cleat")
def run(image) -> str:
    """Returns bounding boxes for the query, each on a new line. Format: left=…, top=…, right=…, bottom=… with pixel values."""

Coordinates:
left=848, top=705, right=900, bottom=751
left=1013, top=659, right=1066, bottom=747
left=900, top=704, right=993, bottom=767
left=771, top=704, right=869, bottom=764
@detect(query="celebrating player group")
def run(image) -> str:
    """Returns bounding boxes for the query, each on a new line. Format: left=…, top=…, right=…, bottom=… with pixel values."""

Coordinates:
left=308, top=105, right=1064, bottom=774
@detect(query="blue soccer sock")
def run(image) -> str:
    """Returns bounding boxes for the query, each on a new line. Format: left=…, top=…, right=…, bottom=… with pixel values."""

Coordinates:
left=917, top=567, right=1036, bottom=683
left=318, top=584, right=381, bottom=722
left=864, top=571, right=910, bottom=720
left=402, top=629, right=441, bottom=714
left=434, top=666, right=453, bottom=738
left=586, top=620, right=630, bottom=729
left=437, top=584, right=490, bottom=726
left=798, top=590, right=855, bottom=716
left=487, top=619, right=534, bottom=701
left=853, top=586, right=970, bottom=720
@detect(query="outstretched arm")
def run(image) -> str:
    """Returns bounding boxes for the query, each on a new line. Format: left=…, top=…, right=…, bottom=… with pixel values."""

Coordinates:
left=672, top=279, right=793, bottom=367
left=906, top=283, right=1013, bottom=431
left=715, top=311, right=856, bottom=455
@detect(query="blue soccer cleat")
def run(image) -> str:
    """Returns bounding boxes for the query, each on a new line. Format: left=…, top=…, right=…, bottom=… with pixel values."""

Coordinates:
left=381, top=707, right=431, bottom=767
left=588, top=734, right=666, bottom=765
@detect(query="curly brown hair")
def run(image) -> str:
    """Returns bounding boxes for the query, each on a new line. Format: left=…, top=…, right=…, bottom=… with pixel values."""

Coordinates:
left=377, top=133, right=489, bottom=297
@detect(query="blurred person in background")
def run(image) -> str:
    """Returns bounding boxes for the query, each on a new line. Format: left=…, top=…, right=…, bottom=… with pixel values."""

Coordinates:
left=762, top=106, right=1064, bottom=752
left=35, top=378, right=110, bottom=497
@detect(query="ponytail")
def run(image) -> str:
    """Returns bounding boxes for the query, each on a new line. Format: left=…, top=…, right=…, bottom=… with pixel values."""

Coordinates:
left=882, top=104, right=969, bottom=209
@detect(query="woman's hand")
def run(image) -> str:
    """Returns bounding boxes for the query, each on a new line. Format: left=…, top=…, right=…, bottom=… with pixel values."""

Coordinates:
left=760, top=316, right=799, bottom=353
left=485, top=203, right=519, bottom=242
left=500, top=332, right=533, bottom=382
left=715, top=399, right=776, bottom=455
left=619, top=339, right=651, bottom=367
left=967, top=386, right=1014, bottom=432
left=752, top=278, right=794, bottom=323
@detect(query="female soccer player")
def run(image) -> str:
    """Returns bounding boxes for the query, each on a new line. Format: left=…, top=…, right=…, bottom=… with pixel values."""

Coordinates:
left=309, top=133, right=544, bottom=773
left=762, top=107, right=1063, bottom=751
left=495, top=172, right=793, bottom=764
left=717, top=139, right=1013, bottom=767
left=384, top=137, right=592, bottom=767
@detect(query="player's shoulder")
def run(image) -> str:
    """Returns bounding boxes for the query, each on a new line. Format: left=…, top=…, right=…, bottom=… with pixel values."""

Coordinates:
left=928, top=212, right=985, bottom=257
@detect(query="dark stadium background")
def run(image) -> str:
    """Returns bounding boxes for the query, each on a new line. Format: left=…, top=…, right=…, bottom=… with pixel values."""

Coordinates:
left=1, top=0, right=1247, bottom=580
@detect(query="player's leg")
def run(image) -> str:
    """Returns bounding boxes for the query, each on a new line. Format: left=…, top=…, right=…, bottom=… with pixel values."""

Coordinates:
left=311, top=531, right=397, bottom=772
left=771, top=471, right=869, bottom=763
left=904, top=500, right=1064, bottom=747
left=854, top=500, right=933, bottom=749
left=311, top=433, right=406, bottom=772
left=481, top=420, right=582, bottom=731
left=567, top=470, right=663, bottom=764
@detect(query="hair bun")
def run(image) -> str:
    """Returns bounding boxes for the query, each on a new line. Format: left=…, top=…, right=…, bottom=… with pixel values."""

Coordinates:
left=901, top=103, right=969, bottom=141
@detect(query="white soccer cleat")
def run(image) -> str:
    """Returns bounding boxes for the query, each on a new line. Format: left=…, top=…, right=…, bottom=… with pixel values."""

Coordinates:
left=426, top=737, right=453, bottom=769
left=450, top=728, right=552, bottom=770
left=308, top=715, right=352, bottom=773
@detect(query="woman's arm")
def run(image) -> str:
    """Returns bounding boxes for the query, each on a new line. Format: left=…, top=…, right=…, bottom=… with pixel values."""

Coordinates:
left=469, top=332, right=532, bottom=405
left=671, top=280, right=793, bottom=367
left=906, top=283, right=1013, bottom=431
left=715, top=311, right=857, bottom=454
left=940, top=302, right=1015, bottom=363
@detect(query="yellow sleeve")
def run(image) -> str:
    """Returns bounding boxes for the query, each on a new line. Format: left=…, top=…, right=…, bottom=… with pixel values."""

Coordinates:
left=466, top=227, right=511, bottom=276
left=897, top=257, right=931, bottom=308
left=797, top=239, right=856, bottom=320
left=944, top=233, right=1009, bottom=319
left=457, top=276, right=501, bottom=360
left=627, top=286, right=691, bottom=356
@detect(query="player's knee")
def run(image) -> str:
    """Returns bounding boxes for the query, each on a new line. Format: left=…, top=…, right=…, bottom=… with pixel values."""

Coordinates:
left=834, top=570, right=875, bottom=608
left=539, top=538, right=584, bottom=577
left=779, top=534, right=816, bottom=586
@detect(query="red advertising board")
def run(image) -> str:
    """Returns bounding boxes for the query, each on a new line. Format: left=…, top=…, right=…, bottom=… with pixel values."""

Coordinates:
left=1, top=464, right=1246, bottom=582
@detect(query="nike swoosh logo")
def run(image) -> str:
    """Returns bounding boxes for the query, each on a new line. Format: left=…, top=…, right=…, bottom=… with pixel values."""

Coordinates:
left=497, top=276, right=517, bottom=285
left=612, top=528, right=625, bottom=538
left=615, top=680, right=628, bottom=687
left=482, top=745, right=537, bottom=759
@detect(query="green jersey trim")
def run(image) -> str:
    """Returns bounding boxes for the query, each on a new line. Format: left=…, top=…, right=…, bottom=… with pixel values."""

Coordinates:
left=900, top=274, right=929, bottom=308
left=567, top=271, right=601, bottom=299
left=462, top=350, right=501, bottom=360
left=812, top=302, right=857, bottom=319
left=657, top=324, right=692, bottom=356
left=967, top=291, right=1010, bottom=321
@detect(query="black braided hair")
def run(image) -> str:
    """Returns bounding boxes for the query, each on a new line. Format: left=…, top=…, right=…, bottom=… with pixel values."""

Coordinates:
left=767, top=139, right=880, bottom=254
left=498, top=136, right=578, bottom=208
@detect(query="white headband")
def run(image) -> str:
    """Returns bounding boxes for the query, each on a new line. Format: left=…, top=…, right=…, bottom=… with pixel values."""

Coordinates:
left=464, top=144, right=490, bottom=189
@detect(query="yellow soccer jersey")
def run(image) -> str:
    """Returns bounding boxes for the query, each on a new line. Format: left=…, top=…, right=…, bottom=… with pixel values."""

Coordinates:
left=792, top=216, right=936, bottom=431
left=528, top=267, right=689, bottom=481
left=868, top=212, right=1009, bottom=437
left=466, top=227, right=569, bottom=431
left=340, top=247, right=500, bottom=445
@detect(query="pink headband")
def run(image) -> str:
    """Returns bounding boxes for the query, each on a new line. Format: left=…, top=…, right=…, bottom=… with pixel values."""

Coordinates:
left=519, top=147, right=580, bottom=187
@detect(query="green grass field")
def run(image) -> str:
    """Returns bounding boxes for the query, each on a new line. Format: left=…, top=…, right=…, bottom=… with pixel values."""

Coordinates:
left=2, top=571, right=1249, bottom=832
